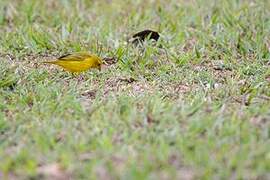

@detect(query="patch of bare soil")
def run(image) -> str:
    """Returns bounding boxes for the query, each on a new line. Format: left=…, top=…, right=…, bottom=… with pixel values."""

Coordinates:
left=249, top=115, right=269, bottom=128
left=37, top=163, right=72, bottom=180
left=103, top=76, right=152, bottom=96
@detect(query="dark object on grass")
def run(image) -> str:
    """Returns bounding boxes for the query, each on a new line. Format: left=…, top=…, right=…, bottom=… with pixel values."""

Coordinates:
left=103, top=57, right=118, bottom=65
left=131, top=30, right=160, bottom=45
left=118, top=77, right=136, bottom=83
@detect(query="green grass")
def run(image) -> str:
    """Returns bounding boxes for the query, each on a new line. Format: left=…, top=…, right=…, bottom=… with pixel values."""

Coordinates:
left=0, top=0, right=270, bottom=179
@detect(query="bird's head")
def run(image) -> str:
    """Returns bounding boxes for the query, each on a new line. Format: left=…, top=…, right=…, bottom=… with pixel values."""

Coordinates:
left=92, top=55, right=103, bottom=70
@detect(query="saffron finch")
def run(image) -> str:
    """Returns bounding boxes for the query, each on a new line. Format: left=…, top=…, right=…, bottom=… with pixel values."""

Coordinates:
left=43, top=52, right=102, bottom=73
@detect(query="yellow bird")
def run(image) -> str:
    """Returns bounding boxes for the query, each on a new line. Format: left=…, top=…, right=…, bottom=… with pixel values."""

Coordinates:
left=43, top=52, right=102, bottom=73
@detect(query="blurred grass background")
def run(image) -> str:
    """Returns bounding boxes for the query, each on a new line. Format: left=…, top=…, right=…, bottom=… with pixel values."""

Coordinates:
left=0, top=0, right=269, bottom=179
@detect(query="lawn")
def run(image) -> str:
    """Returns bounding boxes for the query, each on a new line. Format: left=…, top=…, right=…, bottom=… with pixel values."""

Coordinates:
left=0, top=0, right=269, bottom=179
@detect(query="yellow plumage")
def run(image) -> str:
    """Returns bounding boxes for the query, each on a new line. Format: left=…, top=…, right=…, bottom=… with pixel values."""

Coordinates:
left=43, top=52, right=102, bottom=73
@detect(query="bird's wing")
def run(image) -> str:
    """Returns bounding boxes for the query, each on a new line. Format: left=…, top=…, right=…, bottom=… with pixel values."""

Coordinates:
left=58, top=52, right=91, bottom=61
